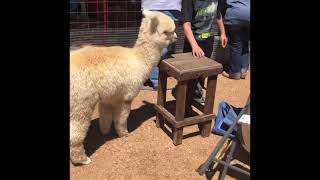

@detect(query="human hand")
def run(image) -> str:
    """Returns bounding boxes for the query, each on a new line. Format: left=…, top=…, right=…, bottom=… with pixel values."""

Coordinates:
left=192, top=45, right=205, bottom=57
left=220, top=34, right=228, bottom=48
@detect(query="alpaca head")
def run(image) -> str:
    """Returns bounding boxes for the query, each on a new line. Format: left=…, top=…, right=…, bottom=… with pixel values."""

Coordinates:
left=139, top=10, right=177, bottom=49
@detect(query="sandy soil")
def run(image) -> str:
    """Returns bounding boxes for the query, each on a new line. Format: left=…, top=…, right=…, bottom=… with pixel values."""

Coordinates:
left=70, top=71, right=250, bottom=180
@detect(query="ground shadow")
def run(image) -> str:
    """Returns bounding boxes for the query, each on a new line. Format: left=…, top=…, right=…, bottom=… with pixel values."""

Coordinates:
left=83, top=119, right=118, bottom=157
left=127, top=100, right=157, bottom=132
left=83, top=100, right=156, bottom=156
left=154, top=100, right=206, bottom=141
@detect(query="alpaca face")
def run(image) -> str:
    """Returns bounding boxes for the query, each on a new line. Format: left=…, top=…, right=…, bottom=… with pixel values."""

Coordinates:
left=141, top=10, right=177, bottom=49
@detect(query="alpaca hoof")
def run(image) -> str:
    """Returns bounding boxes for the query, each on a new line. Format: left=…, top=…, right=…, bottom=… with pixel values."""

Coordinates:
left=118, top=131, right=129, bottom=137
left=72, top=157, right=91, bottom=166
left=83, top=157, right=91, bottom=164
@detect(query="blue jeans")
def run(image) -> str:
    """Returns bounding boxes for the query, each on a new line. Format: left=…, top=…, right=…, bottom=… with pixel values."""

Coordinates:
left=225, top=22, right=250, bottom=76
left=149, top=10, right=181, bottom=88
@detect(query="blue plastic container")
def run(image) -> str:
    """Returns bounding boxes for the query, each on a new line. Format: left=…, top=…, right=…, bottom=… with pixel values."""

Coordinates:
left=212, top=101, right=242, bottom=138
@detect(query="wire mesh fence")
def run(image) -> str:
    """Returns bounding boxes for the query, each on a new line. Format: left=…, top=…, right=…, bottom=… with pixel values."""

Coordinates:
left=69, top=0, right=225, bottom=61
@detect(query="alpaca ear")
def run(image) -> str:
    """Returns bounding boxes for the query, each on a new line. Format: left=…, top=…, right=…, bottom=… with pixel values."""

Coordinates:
left=148, top=17, right=159, bottom=34
left=142, top=10, right=159, bottom=34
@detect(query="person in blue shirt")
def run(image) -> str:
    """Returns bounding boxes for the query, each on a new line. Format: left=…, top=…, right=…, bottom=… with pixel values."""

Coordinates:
left=217, top=0, right=250, bottom=80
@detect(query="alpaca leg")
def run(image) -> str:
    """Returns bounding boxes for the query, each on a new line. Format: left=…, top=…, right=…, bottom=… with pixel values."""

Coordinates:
left=70, top=106, right=93, bottom=165
left=70, top=120, right=91, bottom=165
left=113, top=101, right=131, bottom=137
left=98, top=102, right=113, bottom=135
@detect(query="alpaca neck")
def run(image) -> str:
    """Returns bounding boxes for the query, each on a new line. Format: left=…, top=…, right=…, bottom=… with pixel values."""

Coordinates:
left=134, top=37, right=162, bottom=69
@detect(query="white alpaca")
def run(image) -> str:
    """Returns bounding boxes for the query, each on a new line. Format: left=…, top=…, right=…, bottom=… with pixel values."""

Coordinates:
left=70, top=10, right=177, bottom=165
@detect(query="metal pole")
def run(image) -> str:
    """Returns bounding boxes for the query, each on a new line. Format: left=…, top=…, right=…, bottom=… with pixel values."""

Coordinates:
left=197, top=99, right=250, bottom=175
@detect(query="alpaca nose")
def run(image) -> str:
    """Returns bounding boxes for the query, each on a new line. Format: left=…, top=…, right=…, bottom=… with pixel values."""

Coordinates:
left=173, top=33, right=177, bottom=41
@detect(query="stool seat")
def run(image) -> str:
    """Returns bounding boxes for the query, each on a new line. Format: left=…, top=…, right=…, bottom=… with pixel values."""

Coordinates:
left=160, top=53, right=222, bottom=81
left=155, top=53, right=223, bottom=145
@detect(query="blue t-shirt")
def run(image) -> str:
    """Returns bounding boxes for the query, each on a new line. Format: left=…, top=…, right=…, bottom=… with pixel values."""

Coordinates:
left=217, top=0, right=250, bottom=25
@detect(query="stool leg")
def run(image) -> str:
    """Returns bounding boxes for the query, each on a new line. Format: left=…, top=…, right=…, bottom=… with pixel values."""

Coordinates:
left=156, top=70, right=168, bottom=128
left=199, top=75, right=218, bottom=137
left=173, top=127, right=183, bottom=145
left=173, top=80, right=187, bottom=145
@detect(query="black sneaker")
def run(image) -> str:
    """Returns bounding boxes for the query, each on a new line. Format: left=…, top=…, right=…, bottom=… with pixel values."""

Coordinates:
left=241, top=71, right=248, bottom=79
left=222, top=71, right=241, bottom=80
left=152, top=86, right=158, bottom=91
left=173, top=86, right=205, bottom=105
left=143, top=79, right=153, bottom=87
left=193, top=97, right=205, bottom=105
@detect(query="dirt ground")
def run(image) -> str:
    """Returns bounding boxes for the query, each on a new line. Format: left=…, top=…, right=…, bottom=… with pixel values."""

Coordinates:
left=70, top=71, right=250, bottom=180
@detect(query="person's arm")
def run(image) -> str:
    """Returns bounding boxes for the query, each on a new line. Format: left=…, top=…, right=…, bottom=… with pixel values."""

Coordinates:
left=181, top=0, right=205, bottom=57
left=216, top=12, right=227, bottom=48
left=216, top=0, right=228, bottom=48
left=183, top=22, right=205, bottom=57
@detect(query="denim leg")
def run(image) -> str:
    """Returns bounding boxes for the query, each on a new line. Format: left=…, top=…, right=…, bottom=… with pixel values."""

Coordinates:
left=226, top=24, right=250, bottom=76
left=158, top=10, right=180, bottom=22
left=241, top=23, right=250, bottom=74
left=150, top=48, right=168, bottom=87
left=150, top=66, right=159, bottom=87
left=238, top=40, right=249, bottom=74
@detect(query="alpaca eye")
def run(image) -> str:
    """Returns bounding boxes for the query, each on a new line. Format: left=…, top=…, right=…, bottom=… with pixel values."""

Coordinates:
left=163, top=31, right=172, bottom=35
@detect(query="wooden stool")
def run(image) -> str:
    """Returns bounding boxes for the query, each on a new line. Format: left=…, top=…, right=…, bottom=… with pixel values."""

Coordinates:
left=154, top=53, right=223, bottom=145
